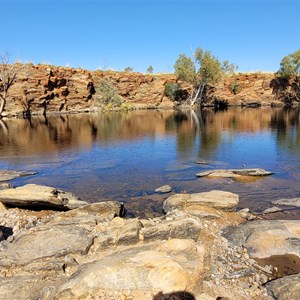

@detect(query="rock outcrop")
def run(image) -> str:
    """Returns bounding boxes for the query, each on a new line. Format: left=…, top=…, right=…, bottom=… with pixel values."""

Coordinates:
left=1, top=64, right=299, bottom=117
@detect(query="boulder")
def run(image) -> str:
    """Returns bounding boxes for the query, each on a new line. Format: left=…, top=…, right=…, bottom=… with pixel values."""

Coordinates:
left=0, top=170, right=37, bottom=182
left=0, top=184, right=88, bottom=210
left=272, top=197, right=300, bottom=208
left=266, top=274, right=300, bottom=300
left=56, top=239, right=204, bottom=299
left=163, top=190, right=239, bottom=213
left=222, top=220, right=300, bottom=267
left=196, top=168, right=273, bottom=179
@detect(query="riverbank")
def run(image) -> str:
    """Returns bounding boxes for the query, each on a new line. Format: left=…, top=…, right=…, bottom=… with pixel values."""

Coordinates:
left=1, top=64, right=299, bottom=118
left=0, top=171, right=300, bottom=299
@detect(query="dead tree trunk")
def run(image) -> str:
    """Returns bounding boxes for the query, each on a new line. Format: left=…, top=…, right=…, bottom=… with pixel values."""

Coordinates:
left=190, top=83, right=206, bottom=106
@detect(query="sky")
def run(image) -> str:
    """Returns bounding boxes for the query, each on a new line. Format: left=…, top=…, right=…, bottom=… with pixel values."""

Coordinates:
left=1, top=0, right=300, bottom=73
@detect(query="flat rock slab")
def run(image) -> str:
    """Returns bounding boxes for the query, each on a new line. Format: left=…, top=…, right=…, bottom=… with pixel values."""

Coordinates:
left=196, top=168, right=273, bottom=179
left=0, top=184, right=88, bottom=210
left=0, top=170, right=37, bottom=182
left=272, top=198, right=300, bottom=208
left=56, top=239, right=204, bottom=299
left=163, top=190, right=239, bottom=213
left=266, top=274, right=300, bottom=300
left=222, top=220, right=300, bottom=259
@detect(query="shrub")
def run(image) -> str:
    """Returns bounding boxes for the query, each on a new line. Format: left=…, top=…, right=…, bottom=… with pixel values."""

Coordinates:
left=164, top=82, right=179, bottom=100
left=229, top=80, right=242, bottom=95
left=95, top=79, right=123, bottom=107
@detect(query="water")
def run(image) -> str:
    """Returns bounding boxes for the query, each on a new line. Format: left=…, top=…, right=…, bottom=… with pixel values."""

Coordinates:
left=0, top=108, right=299, bottom=217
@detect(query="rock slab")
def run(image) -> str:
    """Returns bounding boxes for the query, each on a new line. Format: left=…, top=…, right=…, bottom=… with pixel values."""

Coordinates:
left=196, top=168, right=273, bottom=178
left=163, top=190, right=239, bottom=213
left=0, top=184, right=88, bottom=210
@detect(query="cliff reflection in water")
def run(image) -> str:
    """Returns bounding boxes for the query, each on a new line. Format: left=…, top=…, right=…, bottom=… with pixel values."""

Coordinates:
left=0, top=108, right=300, bottom=158
left=1, top=108, right=300, bottom=216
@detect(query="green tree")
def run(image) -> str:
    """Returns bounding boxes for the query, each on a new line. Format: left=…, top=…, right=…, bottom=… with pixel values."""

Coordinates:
left=95, top=79, right=123, bottom=107
left=174, top=48, right=237, bottom=105
left=278, top=49, right=300, bottom=78
left=146, top=65, right=153, bottom=74
left=124, top=67, right=133, bottom=72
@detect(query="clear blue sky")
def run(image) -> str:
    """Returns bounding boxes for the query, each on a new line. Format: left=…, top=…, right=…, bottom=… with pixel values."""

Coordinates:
left=2, top=0, right=299, bottom=73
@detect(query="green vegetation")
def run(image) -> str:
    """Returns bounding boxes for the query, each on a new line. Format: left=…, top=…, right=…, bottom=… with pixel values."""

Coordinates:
left=146, top=66, right=153, bottom=74
left=174, top=48, right=238, bottom=105
left=124, top=67, right=133, bottom=72
left=229, top=80, right=242, bottom=95
left=278, top=49, right=300, bottom=78
left=95, top=79, right=123, bottom=107
left=164, top=82, right=188, bottom=102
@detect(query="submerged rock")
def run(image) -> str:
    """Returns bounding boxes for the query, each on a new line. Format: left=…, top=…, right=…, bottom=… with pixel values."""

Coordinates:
left=196, top=168, right=273, bottom=179
left=0, top=170, right=37, bottom=182
left=272, top=197, right=300, bottom=208
left=163, top=190, right=239, bottom=213
left=155, top=185, right=172, bottom=193
left=0, top=184, right=88, bottom=210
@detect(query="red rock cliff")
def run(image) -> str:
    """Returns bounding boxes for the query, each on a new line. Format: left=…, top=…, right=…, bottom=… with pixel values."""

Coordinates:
left=1, top=64, right=299, bottom=116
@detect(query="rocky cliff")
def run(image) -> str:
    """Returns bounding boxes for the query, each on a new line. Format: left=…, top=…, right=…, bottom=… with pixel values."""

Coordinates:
left=1, top=64, right=299, bottom=116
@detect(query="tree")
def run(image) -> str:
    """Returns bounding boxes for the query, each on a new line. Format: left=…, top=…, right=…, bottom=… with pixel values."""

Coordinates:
left=146, top=65, right=154, bottom=74
left=0, top=52, right=21, bottom=117
left=124, top=67, right=133, bottom=72
left=278, top=49, right=300, bottom=78
left=174, top=48, right=237, bottom=105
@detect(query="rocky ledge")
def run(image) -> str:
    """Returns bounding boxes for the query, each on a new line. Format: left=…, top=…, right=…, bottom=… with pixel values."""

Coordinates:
left=0, top=182, right=299, bottom=299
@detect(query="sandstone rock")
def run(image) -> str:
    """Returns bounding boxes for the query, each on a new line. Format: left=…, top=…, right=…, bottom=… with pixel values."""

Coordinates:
left=0, top=275, right=64, bottom=300
left=266, top=274, right=300, bottom=300
left=222, top=220, right=300, bottom=262
left=272, top=197, right=300, bottom=207
left=163, top=190, right=239, bottom=213
left=0, top=184, right=88, bottom=210
left=0, top=202, right=6, bottom=211
left=0, top=183, right=12, bottom=190
left=263, top=206, right=282, bottom=214
left=0, top=170, right=37, bottom=182
left=155, top=184, right=172, bottom=193
left=196, top=168, right=273, bottom=178
left=56, top=239, right=204, bottom=299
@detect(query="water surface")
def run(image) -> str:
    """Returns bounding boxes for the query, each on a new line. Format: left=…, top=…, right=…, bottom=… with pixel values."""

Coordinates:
left=0, top=108, right=299, bottom=217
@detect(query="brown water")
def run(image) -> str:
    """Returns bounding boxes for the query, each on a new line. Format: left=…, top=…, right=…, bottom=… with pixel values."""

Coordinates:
left=0, top=107, right=300, bottom=217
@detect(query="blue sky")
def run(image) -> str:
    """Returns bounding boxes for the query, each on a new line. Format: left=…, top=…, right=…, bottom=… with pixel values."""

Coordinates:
left=1, top=0, right=299, bottom=73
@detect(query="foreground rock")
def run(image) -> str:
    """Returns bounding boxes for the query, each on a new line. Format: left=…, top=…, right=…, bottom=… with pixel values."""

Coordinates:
left=196, top=168, right=273, bottom=179
left=0, top=170, right=37, bottom=182
left=163, top=190, right=239, bottom=213
left=272, top=197, right=300, bottom=208
left=266, top=274, right=300, bottom=300
left=222, top=220, right=300, bottom=277
left=0, top=184, right=88, bottom=210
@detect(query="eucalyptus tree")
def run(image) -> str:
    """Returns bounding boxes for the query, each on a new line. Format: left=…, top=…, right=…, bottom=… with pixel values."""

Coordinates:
left=278, top=49, right=300, bottom=78
left=174, top=48, right=237, bottom=105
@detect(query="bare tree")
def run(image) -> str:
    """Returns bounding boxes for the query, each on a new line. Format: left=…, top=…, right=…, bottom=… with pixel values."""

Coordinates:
left=0, top=52, right=21, bottom=117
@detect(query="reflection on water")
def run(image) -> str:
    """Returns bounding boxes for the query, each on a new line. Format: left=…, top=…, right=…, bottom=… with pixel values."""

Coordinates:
left=0, top=108, right=300, bottom=217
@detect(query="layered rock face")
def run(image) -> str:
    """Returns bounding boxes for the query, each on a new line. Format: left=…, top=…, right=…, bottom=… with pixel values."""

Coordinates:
left=1, top=64, right=299, bottom=116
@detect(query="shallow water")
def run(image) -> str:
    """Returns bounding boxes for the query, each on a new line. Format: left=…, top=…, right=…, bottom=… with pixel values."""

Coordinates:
left=0, top=107, right=300, bottom=217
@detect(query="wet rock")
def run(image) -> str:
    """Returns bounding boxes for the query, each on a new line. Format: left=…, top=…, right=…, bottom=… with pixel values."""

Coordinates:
left=222, top=220, right=300, bottom=260
left=196, top=168, right=273, bottom=179
left=0, top=170, right=37, bottom=182
left=272, top=197, right=300, bottom=208
left=0, top=184, right=88, bottom=210
left=163, top=190, right=239, bottom=213
left=155, top=185, right=172, bottom=193
left=56, top=239, right=204, bottom=299
left=266, top=274, right=300, bottom=300
left=263, top=206, right=283, bottom=214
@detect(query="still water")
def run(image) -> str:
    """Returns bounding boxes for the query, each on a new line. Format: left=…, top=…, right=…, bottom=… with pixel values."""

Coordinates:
left=0, top=108, right=299, bottom=217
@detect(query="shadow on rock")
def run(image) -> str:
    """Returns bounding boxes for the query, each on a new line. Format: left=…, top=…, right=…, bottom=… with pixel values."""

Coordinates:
left=153, top=291, right=195, bottom=300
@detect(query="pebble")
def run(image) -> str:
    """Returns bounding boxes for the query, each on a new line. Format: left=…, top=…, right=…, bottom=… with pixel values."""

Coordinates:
left=7, top=235, right=14, bottom=242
